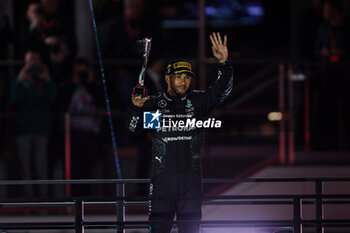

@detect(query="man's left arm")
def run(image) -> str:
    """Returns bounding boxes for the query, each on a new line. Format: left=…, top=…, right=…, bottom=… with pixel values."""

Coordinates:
left=195, top=32, right=234, bottom=114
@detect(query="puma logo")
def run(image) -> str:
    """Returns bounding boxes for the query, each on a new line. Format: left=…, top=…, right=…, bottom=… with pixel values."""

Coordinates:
left=155, top=156, right=162, bottom=163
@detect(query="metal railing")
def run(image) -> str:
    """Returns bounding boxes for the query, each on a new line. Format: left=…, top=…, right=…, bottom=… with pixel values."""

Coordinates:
left=1, top=178, right=350, bottom=233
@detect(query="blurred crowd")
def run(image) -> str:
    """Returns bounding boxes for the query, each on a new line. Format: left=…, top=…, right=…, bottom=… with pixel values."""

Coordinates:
left=0, top=0, right=349, bottom=199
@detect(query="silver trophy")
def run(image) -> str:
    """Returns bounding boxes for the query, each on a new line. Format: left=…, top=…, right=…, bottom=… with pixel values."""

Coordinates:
left=132, top=38, right=152, bottom=97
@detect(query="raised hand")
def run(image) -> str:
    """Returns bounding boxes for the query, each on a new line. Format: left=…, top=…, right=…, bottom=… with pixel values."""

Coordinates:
left=209, top=32, right=228, bottom=63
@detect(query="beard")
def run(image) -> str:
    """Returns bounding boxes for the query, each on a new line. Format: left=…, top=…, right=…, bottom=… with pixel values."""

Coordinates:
left=169, top=83, right=187, bottom=96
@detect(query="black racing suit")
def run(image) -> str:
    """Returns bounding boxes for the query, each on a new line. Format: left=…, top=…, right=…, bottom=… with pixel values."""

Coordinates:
left=128, top=61, right=233, bottom=233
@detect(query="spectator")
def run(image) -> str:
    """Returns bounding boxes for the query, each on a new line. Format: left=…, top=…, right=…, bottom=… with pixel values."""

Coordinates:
left=315, top=0, right=350, bottom=62
left=40, top=0, right=77, bottom=54
left=41, top=0, right=60, bottom=19
left=57, top=58, right=103, bottom=197
left=311, top=0, right=350, bottom=150
left=10, top=49, right=56, bottom=197
left=20, top=1, right=76, bottom=58
left=101, top=0, right=156, bottom=58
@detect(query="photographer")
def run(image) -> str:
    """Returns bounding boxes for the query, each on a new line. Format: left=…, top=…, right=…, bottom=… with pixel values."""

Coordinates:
left=11, top=49, right=56, bottom=197
left=21, top=3, right=45, bottom=55
left=20, top=2, right=66, bottom=58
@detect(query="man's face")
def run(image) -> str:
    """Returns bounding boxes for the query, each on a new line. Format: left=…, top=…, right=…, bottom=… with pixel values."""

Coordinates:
left=41, top=0, right=59, bottom=15
left=166, top=73, right=192, bottom=96
left=74, top=63, right=88, bottom=73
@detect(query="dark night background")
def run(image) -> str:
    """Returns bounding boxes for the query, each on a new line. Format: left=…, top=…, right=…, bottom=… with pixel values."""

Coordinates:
left=0, top=0, right=349, bottom=207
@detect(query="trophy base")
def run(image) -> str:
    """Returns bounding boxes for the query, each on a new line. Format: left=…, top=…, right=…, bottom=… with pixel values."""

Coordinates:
left=132, top=85, right=148, bottom=97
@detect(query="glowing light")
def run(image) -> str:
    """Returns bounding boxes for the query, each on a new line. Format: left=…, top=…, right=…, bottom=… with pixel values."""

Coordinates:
left=246, top=5, right=264, bottom=16
left=205, top=6, right=217, bottom=16
left=267, top=112, right=283, bottom=121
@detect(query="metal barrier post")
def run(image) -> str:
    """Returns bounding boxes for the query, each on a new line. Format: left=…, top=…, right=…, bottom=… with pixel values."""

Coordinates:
left=65, top=112, right=71, bottom=197
left=287, top=64, right=295, bottom=164
left=75, top=199, right=84, bottom=233
left=116, top=183, right=125, bottom=233
left=278, top=63, right=286, bottom=164
left=293, top=197, right=302, bottom=233
left=304, top=64, right=311, bottom=152
left=316, top=181, right=324, bottom=233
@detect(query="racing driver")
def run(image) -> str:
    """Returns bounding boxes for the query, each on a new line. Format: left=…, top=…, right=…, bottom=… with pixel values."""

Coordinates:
left=128, top=32, right=233, bottom=233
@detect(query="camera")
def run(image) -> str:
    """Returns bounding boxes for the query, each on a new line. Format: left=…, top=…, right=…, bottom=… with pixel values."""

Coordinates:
left=27, top=66, right=43, bottom=82
left=27, top=66, right=43, bottom=76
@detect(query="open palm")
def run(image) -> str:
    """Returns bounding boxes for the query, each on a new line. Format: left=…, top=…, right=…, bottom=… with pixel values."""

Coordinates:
left=209, top=32, right=228, bottom=63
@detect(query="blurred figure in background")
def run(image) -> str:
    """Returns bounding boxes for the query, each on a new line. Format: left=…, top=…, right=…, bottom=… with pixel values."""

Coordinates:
left=312, top=0, right=350, bottom=150
left=20, top=0, right=76, bottom=59
left=40, top=0, right=77, bottom=55
left=45, top=35, right=75, bottom=197
left=41, top=0, right=60, bottom=20
left=98, top=0, right=161, bottom=148
left=297, top=0, right=324, bottom=60
left=101, top=0, right=153, bottom=59
left=10, top=49, right=56, bottom=197
left=100, top=0, right=161, bottom=151
left=315, top=0, right=349, bottom=62
left=57, top=58, right=102, bottom=197
left=20, top=2, right=61, bottom=57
